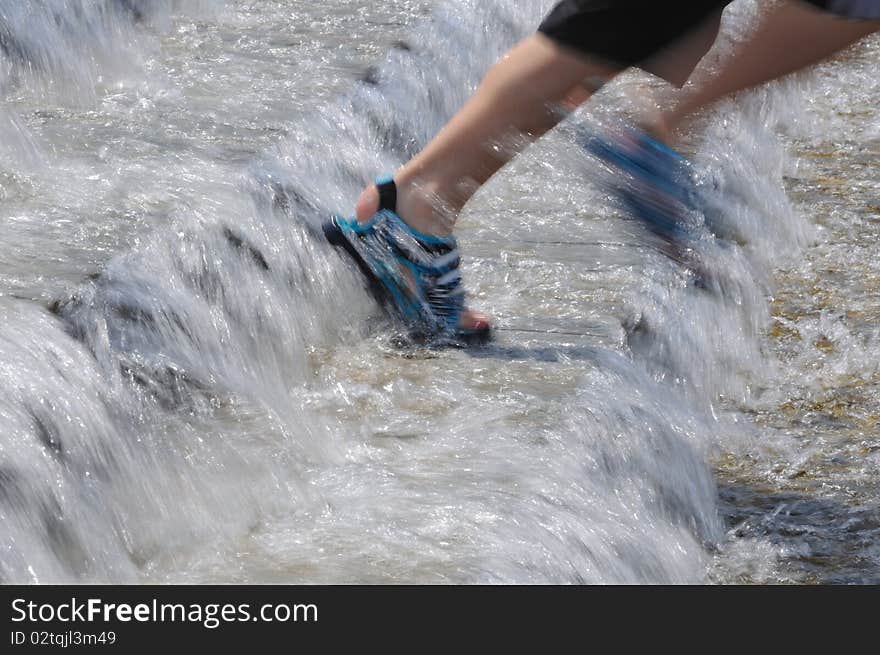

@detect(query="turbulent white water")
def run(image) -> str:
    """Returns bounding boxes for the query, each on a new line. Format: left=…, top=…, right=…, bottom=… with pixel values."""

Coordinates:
left=0, top=0, right=877, bottom=584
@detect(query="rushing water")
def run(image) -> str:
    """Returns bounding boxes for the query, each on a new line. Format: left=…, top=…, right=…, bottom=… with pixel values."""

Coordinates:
left=0, top=0, right=877, bottom=584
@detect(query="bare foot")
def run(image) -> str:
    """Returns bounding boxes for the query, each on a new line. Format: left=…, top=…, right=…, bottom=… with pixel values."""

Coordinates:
left=354, top=181, right=492, bottom=332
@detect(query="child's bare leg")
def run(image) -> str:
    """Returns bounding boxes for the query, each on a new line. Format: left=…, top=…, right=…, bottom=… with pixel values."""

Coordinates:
left=355, top=34, right=617, bottom=235
left=659, top=1, right=880, bottom=136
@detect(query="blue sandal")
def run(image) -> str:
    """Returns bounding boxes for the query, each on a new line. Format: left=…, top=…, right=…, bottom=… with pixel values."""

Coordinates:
left=323, top=176, right=491, bottom=345
left=580, top=124, right=705, bottom=241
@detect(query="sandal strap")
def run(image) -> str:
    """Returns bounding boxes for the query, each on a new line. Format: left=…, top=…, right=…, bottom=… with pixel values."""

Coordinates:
left=381, top=213, right=464, bottom=333
left=376, top=175, right=398, bottom=212
left=372, top=174, right=459, bottom=268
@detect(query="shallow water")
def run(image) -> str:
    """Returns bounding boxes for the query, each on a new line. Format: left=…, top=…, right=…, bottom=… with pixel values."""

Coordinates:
left=0, top=0, right=877, bottom=584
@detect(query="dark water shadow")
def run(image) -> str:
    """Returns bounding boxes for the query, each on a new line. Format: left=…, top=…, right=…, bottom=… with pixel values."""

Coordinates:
left=463, top=340, right=606, bottom=365
left=718, top=480, right=880, bottom=584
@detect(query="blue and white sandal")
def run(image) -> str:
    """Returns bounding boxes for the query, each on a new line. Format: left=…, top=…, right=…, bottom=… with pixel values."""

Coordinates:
left=580, top=122, right=724, bottom=288
left=323, top=175, right=491, bottom=345
left=580, top=123, right=705, bottom=241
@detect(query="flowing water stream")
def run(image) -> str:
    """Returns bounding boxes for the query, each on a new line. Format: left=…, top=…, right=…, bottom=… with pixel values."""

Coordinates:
left=0, top=0, right=877, bottom=584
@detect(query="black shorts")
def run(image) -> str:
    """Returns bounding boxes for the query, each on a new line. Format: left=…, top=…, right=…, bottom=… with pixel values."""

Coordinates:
left=537, top=0, right=880, bottom=67
left=537, top=1, right=728, bottom=67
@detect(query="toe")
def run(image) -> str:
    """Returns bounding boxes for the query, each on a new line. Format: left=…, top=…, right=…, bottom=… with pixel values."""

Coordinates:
left=460, top=308, right=491, bottom=331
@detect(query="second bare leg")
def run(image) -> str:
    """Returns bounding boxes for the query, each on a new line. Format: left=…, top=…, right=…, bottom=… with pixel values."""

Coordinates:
left=659, top=1, right=880, bottom=136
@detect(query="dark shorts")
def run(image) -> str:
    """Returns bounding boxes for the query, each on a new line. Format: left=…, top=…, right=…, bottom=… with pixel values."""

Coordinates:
left=537, top=1, right=728, bottom=67
left=538, top=0, right=880, bottom=67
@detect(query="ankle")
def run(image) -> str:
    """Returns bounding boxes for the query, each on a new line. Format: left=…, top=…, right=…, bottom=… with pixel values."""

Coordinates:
left=395, top=177, right=457, bottom=237
left=640, top=114, right=673, bottom=146
left=357, top=173, right=459, bottom=237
